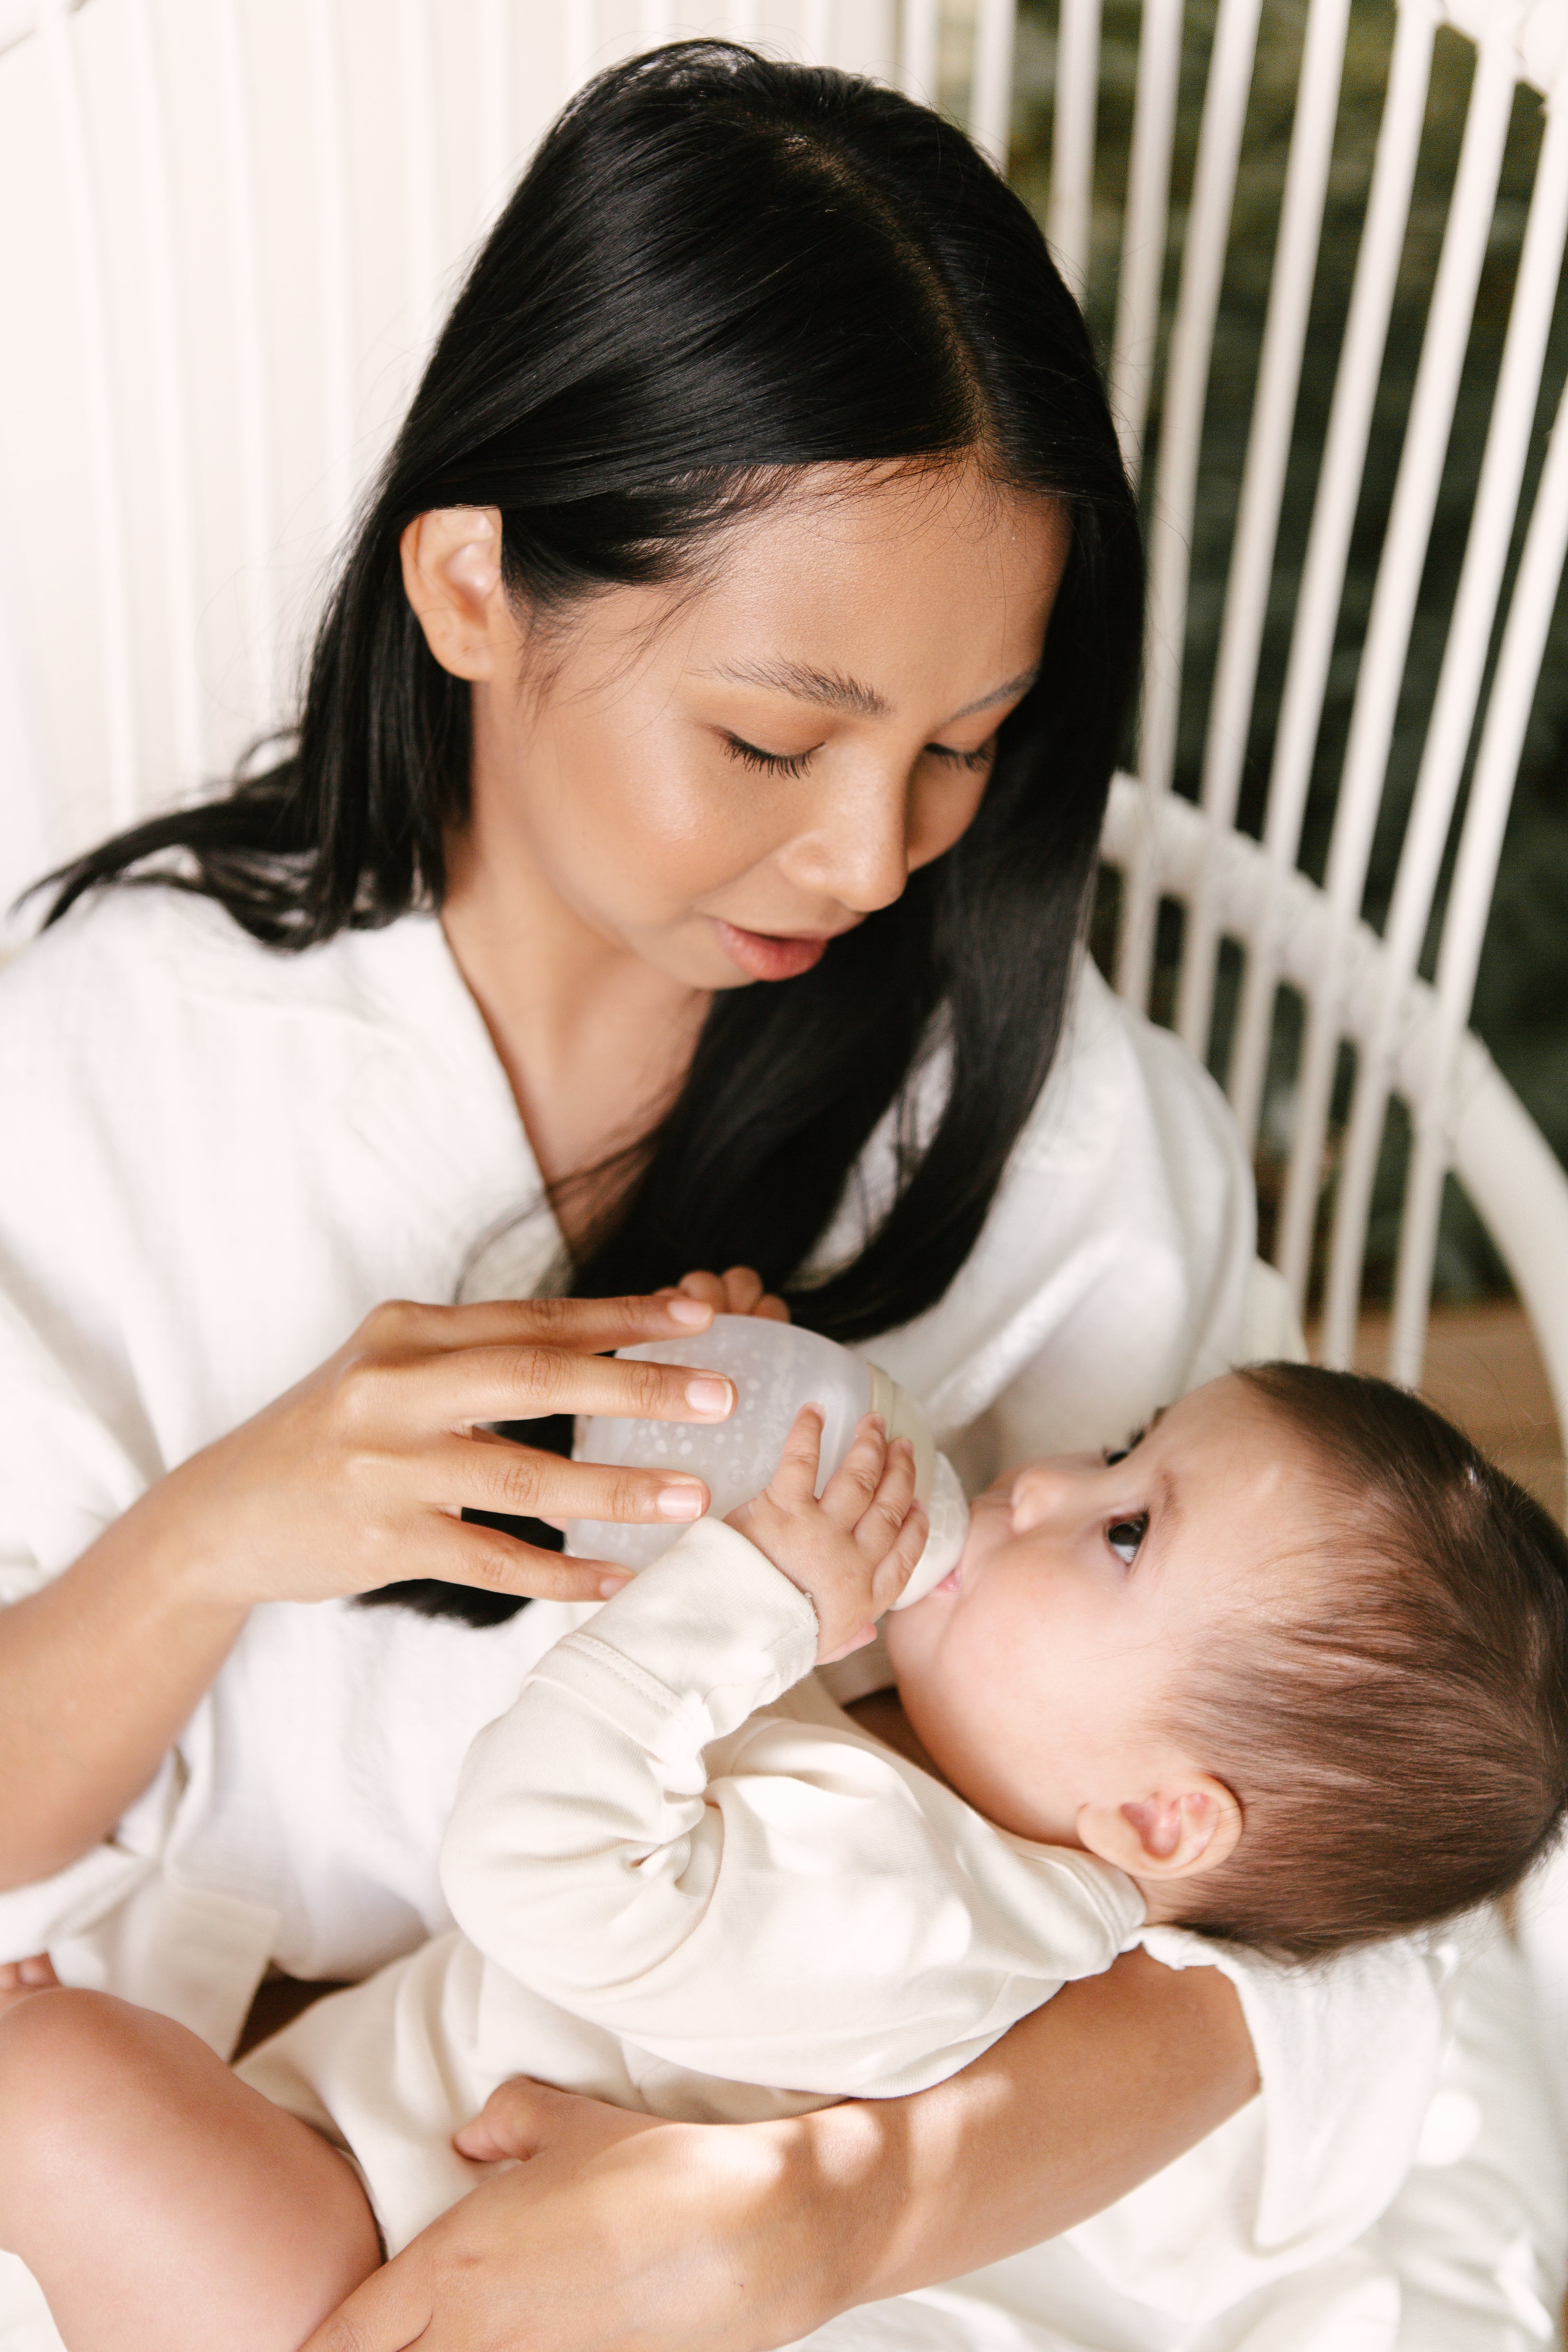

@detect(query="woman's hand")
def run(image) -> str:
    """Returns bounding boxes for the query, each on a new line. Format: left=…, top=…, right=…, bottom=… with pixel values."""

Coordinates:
left=0, top=1289, right=739, bottom=1888
left=302, top=1953, right=1257, bottom=2352
left=135, top=1290, right=740, bottom=1614
left=301, top=2080, right=838, bottom=2352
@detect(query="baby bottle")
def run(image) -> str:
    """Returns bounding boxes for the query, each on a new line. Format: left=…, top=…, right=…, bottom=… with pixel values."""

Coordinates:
left=564, top=1315, right=969, bottom=1607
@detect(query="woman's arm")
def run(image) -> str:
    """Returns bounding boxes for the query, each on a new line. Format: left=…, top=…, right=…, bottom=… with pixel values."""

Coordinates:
left=303, top=1947, right=1257, bottom=2352
left=0, top=1290, right=737, bottom=1891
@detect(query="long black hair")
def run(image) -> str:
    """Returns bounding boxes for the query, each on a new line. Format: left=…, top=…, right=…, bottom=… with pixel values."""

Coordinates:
left=43, top=40, right=1138, bottom=1341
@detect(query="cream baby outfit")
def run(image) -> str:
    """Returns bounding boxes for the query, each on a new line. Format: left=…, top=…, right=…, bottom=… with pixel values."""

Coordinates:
left=239, top=1521, right=1146, bottom=2254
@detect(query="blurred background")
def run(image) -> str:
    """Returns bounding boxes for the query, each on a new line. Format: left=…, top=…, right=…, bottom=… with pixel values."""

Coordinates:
left=997, top=0, right=1568, bottom=1513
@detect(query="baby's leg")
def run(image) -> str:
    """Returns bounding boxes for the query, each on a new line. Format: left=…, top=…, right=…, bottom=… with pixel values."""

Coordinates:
left=0, top=1985, right=380, bottom=2352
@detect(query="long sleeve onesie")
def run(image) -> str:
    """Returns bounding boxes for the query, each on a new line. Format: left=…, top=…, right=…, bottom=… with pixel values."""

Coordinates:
left=239, top=1520, right=1143, bottom=2255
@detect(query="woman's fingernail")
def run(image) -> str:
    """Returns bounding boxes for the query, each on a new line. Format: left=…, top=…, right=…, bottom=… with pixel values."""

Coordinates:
left=666, top=1296, right=711, bottom=1327
left=686, top=1376, right=733, bottom=1415
left=598, top=1574, right=631, bottom=1598
left=657, top=1484, right=706, bottom=1520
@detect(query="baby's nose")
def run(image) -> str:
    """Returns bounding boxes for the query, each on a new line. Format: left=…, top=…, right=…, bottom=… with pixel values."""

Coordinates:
left=1008, top=1456, right=1096, bottom=1529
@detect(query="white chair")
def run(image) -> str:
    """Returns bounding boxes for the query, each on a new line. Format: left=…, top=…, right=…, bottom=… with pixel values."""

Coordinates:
left=2, top=0, right=1566, bottom=1454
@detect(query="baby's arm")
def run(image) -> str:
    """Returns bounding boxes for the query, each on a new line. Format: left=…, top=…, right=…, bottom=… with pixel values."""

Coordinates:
left=442, top=1415, right=1137, bottom=2097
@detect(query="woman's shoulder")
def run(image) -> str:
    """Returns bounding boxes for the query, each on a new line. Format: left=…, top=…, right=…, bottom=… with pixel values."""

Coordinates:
left=0, top=884, right=452, bottom=1050
left=1011, top=955, right=1246, bottom=1191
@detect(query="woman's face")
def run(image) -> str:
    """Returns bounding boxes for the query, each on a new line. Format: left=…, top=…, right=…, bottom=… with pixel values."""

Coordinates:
left=405, top=464, right=1069, bottom=989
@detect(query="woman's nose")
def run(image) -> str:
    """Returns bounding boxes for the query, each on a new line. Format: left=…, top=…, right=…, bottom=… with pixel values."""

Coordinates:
left=780, top=768, right=912, bottom=914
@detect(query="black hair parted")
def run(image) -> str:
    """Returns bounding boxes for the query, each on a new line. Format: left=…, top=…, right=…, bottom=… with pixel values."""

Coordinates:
left=37, top=43, right=1141, bottom=1616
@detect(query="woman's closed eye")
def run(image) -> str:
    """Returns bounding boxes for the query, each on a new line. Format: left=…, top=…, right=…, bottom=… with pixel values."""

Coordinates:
left=926, top=738, right=996, bottom=774
left=722, top=734, right=818, bottom=779
left=720, top=734, right=998, bottom=779
left=1105, top=1513, right=1148, bottom=1567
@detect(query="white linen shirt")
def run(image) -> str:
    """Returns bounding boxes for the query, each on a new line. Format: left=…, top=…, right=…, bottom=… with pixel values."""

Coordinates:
left=0, top=885, right=1451, bottom=2352
left=0, top=883, right=1271, bottom=2049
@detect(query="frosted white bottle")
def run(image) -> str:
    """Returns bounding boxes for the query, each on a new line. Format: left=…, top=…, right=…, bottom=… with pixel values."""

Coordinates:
left=566, top=1315, right=969, bottom=1607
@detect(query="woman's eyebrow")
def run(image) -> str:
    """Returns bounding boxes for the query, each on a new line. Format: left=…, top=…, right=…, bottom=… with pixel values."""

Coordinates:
left=949, top=667, right=1039, bottom=719
left=698, top=659, right=1040, bottom=723
left=699, top=659, right=890, bottom=716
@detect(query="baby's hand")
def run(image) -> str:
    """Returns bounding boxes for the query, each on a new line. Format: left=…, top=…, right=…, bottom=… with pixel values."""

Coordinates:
left=727, top=1409, right=927, bottom=1661
left=660, top=1267, right=790, bottom=1323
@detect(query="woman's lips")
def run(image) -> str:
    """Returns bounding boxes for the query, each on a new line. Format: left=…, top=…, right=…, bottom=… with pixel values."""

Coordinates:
left=708, top=918, right=833, bottom=981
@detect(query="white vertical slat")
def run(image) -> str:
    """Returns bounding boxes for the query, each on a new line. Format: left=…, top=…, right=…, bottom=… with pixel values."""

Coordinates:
left=125, top=0, right=203, bottom=792
left=397, top=0, right=442, bottom=365
left=1047, top=0, right=1101, bottom=295
left=1273, top=41, right=1516, bottom=1312
left=1390, top=371, right=1568, bottom=1386
left=1225, top=0, right=1434, bottom=1149
left=900, top=0, right=940, bottom=101
left=640, top=0, right=678, bottom=47
left=730, top=0, right=759, bottom=40
left=804, top=0, right=836, bottom=66
left=1174, top=0, right=1351, bottom=1066
left=213, top=0, right=278, bottom=730
left=1109, top=0, right=1183, bottom=485
left=478, top=0, right=513, bottom=222
left=306, top=0, right=356, bottom=550
left=564, top=0, right=597, bottom=95
left=39, top=0, right=139, bottom=825
left=970, top=0, right=1017, bottom=168
left=1322, top=87, right=1568, bottom=1367
left=1115, top=0, right=1263, bottom=1011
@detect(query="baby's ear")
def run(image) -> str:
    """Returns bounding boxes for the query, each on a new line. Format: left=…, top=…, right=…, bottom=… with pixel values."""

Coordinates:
left=1077, top=1773, right=1241, bottom=1883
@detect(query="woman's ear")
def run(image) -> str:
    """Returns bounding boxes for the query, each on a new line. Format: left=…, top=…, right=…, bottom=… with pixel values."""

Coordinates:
left=399, top=507, right=508, bottom=682
left=1076, top=1773, right=1242, bottom=1883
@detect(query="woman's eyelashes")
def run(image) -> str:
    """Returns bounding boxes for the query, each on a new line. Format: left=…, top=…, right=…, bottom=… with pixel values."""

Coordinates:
left=722, top=734, right=816, bottom=779
left=1105, top=1513, right=1148, bottom=1568
left=719, top=733, right=997, bottom=778
left=927, top=738, right=996, bottom=774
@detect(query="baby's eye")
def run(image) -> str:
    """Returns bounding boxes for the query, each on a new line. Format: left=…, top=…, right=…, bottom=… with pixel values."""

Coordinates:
left=1102, top=1427, right=1146, bottom=1468
left=1105, top=1514, right=1148, bottom=1567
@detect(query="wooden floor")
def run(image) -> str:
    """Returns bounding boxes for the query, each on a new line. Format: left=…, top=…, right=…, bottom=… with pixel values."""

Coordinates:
left=1310, top=1300, right=1565, bottom=1525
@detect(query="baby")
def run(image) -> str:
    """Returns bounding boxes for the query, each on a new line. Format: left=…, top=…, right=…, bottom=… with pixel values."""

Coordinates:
left=2, top=1362, right=1566, bottom=2352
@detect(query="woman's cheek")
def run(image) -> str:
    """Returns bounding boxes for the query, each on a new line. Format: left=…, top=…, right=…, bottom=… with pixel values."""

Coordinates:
left=906, top=770, right=990, bottom=872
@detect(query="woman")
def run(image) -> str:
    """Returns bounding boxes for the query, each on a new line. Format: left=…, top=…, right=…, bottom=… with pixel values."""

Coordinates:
left=0, top=41, right=1516, bottom=2352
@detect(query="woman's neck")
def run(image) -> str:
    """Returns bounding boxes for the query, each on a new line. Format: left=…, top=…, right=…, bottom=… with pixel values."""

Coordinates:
left=441, top=823, right=708, bottom=1242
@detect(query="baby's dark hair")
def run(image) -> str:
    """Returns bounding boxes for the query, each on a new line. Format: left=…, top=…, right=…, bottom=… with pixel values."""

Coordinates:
left=1168, top=1362, right=1568, bottom=1963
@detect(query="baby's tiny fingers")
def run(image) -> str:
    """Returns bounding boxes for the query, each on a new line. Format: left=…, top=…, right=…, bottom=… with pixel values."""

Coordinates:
left=851, top=1436, right=917, bottom=1559
left=871, top=1501, right=928, bottom=1612
left=818, top=1413, right=889, bottom=1528
left=0, top=1955, right=57, bottom=1992
left=768, top=1404, right=826, bottom=1506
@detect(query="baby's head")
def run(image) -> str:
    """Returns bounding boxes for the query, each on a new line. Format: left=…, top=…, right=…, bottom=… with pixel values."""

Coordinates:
left=884, top=1365, right=1568, bottom=1960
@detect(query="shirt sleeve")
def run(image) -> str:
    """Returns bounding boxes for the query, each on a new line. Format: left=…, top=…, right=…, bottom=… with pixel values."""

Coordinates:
left=1060, top=1921, right=1451, bottom=2323
left=440, top=1521, right=1142, bottom=2098
left=969, top=971, right=1260, bottom=1478
left=0, top=1286, right=149, bottom=1609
